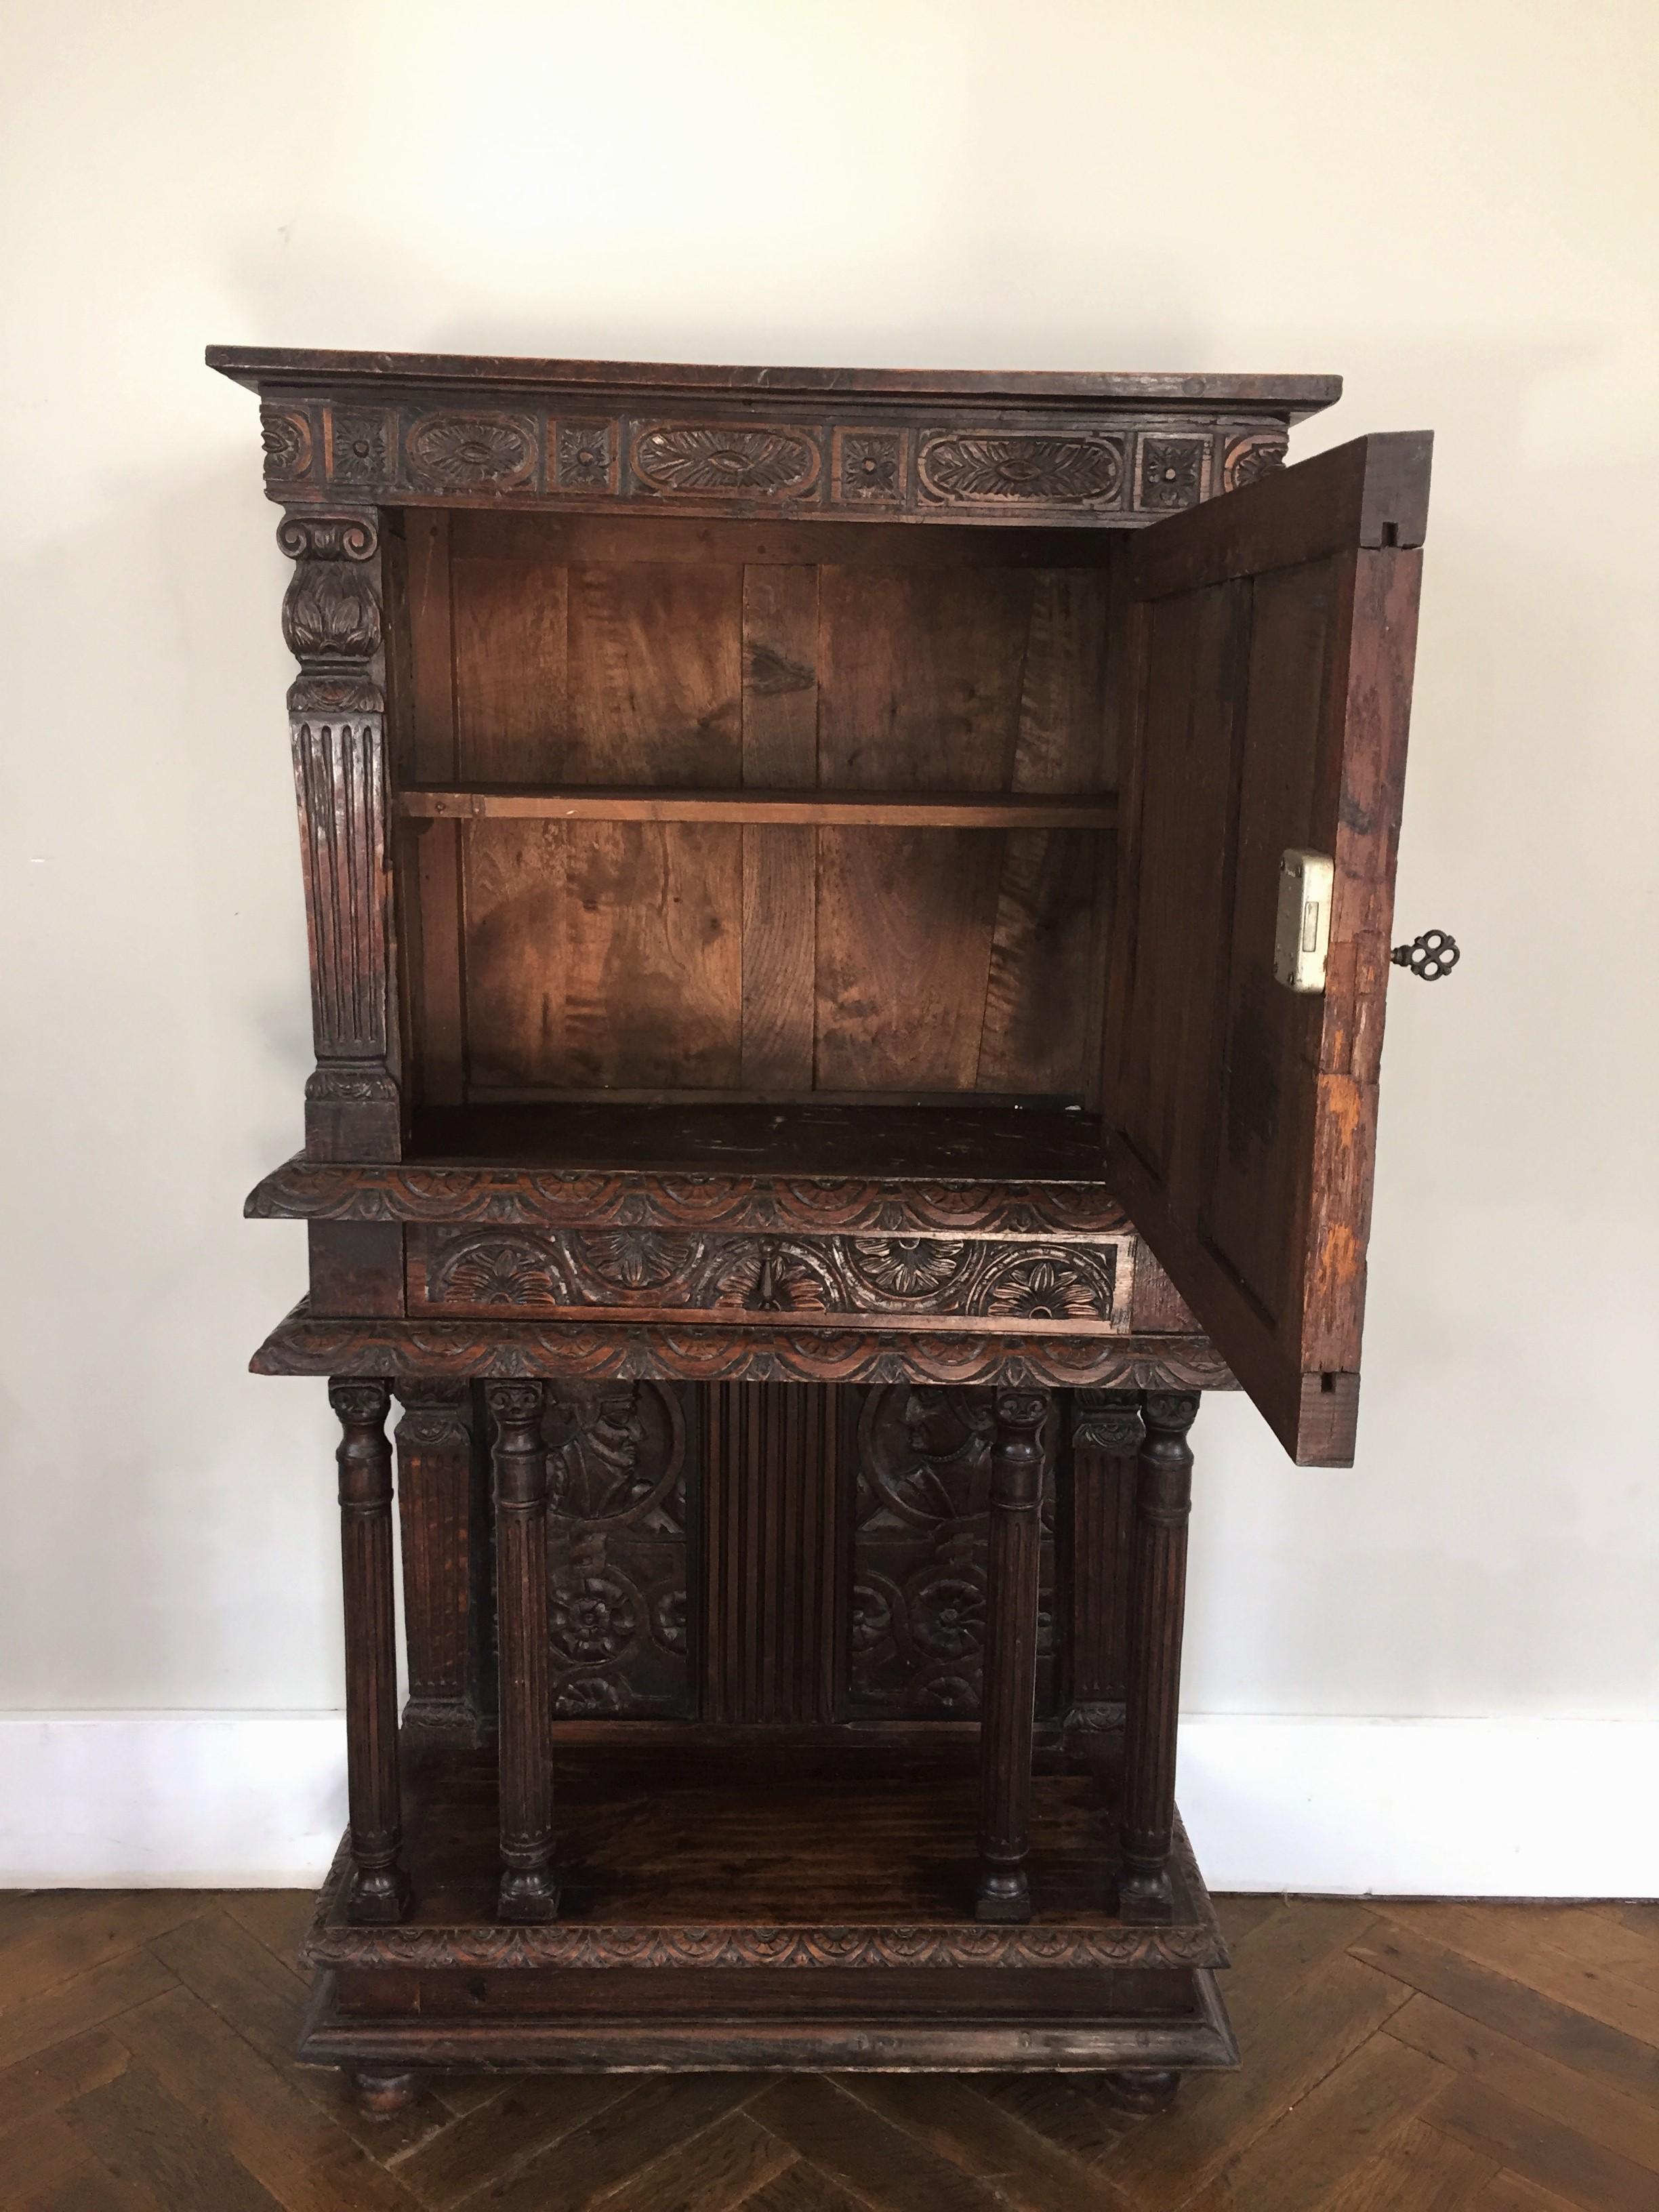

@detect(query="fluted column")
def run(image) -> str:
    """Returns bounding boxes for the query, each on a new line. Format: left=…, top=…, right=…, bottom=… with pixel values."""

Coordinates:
left=975, top=1387, right=1050, bottom=1923
left=1118, top=1389, right=1199, bottom=1923
left=487, top=1381, right=558, bottom=1923
left=330, top=1378, right=410, bottom=1924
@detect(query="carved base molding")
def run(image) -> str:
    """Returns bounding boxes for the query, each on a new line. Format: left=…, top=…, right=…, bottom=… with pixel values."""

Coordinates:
left=251, top=1300, right=1233, bottom=1390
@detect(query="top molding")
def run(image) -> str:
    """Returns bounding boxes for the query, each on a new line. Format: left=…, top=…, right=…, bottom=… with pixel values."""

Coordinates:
left=208, top=345, right=1340, bottom=415
left=209, top=346, right=1342, bottom=529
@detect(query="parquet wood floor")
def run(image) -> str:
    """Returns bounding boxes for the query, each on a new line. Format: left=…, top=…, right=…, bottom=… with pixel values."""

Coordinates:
left=1, top=1891, right=1655, bottom=2210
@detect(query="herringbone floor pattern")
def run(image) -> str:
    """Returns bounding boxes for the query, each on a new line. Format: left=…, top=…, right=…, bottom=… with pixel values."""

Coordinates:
left=1, top=1890, right=1655, bottom=2210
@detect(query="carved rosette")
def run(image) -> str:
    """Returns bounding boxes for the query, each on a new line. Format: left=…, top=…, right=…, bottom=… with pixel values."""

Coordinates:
left=632, top=423, right=821, bottom=498
left=918, top=431, right=1125, bottom=507
left=832, top=427, right=905, bottom=504
left=1135, top=434, right=1208, bottom=511
left=554, top=419, right=618, bottom=491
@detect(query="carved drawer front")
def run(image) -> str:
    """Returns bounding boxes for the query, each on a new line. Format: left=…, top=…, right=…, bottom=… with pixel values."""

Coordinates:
left=405, top=1227, right=1132, bottom=1333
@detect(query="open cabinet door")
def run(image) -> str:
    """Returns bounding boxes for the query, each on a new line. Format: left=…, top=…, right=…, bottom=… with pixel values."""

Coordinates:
left=1104, top=432, right=1431, bottom=1466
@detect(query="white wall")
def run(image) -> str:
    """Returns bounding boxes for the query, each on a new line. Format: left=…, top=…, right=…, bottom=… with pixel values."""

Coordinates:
left=3, top=1, right=1656, bottom=1886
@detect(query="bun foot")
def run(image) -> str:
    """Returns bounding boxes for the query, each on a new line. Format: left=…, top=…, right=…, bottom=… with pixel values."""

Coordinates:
left=347, top=2068, right=424, bottom=2118
left=1101, top=2068, right=1179, bottom=2114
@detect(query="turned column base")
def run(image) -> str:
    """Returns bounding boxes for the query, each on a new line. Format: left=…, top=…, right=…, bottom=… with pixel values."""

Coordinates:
left=347, top=2068, right=425, bottom=2117
left=497, top=1864, right=560, bottom=1924
left=1117, top=1843, right=1175, bottom=1925
left=344, top=1860, right=412, bottom=1926
left=1101, top=2068, right=1180, bottom=2114
left=973, top=1864, right=1033, bottom=1924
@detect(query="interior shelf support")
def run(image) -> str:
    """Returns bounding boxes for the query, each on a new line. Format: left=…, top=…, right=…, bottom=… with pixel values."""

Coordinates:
left=330, top=1378, right=411, bottom=1925
left=487, top=1380, right=560, bottom=1923
left=1119, top=1389, right=1200, bottom=1923
left=975, top=1387, right=1051, bottom=1923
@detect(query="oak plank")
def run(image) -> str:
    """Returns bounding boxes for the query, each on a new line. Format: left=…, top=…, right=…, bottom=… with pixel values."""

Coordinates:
left=1349, top=1921, right=1659, bottom=2106
left=66, top=2064, right=285, bottom=2212
left=1095, top=1954, right=1411, bottom=2203
left=451, top=553, right=567, bottom=782
left=1386, top=1992, right=1659, bottom=2173
left=0, top=1895, right=209, bottom=2017
left=844, top=2074, right=1128, bottom=2211
left=148, top=1910, right=451, bottom=2162
left=16, top=2156, right=164, bottom=2212
left=1429, top=2072, right=1658, bottom=2212
left=739, top=2163, right=874, bottom=2212
left=214, top=1892, right=315, bottom=1967
left=483, top=2076, right=763, bottom=2212
left=0, top=1949, right=177, bottom=2071
left=401, top=787, right=1117, bottom=827
left=396, top=2076, right=634, bottom=2211
left=1179, top=2031, right=1450, bottom=2212
left=1366, top=1907, right=1659, bottom=2055
left=0, top=2110, right=104, bottom=2203
left=612, top=2111, right=796, bottom=2212
left=0, top=2026, right=129, bottom=2135
left=1307, top=2115, right=1496, bottom=2212
left=565, top=559, right=741, bottom=785
left=739, top=562, right=818, bottom=1090
left=1467, top=2175, right=1582, bottom=2212
left=751, top=2076, right=1025, bottom=2212
left=117, top=1988, right=424, bottom=2212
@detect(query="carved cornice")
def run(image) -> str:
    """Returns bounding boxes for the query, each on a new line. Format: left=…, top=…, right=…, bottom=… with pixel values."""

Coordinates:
left=247, top=392, right=1305, bottom=528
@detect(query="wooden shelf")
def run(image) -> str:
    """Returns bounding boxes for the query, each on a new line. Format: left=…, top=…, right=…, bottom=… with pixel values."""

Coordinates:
left=396, top=785, right=1118, bottom=830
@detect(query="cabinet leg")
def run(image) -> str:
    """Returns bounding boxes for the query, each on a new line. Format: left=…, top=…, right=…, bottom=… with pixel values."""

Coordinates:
left=975, top=1388, right=1049, bottom=1923
left=1102, top=2068, right=1180, bottom=2114
left=1118, top=1389, right=1198, bottom=1923
left=487, top=1381, right=558, bottom=1923
left=329, top=1380, right=411, bottom=1925
left=346, top=2068, right=424, bottom=2118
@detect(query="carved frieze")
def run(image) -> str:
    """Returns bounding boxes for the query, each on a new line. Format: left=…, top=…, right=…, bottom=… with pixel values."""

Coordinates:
left=413, top=1227, right=1124, bottom=1328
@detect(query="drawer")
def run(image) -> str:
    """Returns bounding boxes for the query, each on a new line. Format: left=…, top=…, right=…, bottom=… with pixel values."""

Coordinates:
left=403, top=1225, right=1136, bottom=1334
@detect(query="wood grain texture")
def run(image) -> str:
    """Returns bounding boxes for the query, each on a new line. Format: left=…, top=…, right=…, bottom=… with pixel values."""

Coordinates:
left=7, top=1894, right=1638, bottom=2207
left=485, top=1381, right=559, bottom=1923
left=329, top=1380, right=410, bottom=1925
left=1103, top=433, right=1431, bottom=1463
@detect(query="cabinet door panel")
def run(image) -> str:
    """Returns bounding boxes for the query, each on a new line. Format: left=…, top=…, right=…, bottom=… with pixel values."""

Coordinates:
left=1104, top=434, right=1431, bottom=1465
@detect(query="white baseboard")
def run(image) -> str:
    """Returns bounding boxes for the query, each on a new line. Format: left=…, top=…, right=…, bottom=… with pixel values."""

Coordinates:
left=1, top=1711, right=1654, bottom=1896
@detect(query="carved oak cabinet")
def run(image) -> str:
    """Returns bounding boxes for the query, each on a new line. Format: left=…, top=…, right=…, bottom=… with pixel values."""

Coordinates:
left=212, top=344, right=1432, bottom=2111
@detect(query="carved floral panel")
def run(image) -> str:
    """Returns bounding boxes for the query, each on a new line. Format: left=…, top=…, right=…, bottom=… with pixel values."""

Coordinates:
left=918, top=431, right=1125, bottom=507
left=632, top=423, right=821, bottom=498
left=1135, top=433, right=1208, bottom=510
left=541, top=1382, right=693, bottom=1718
left=405, top=411, right=539, bottom=491
left=844, top=1385, right=1057, bottom=1719
left=414, top=1227, right=1125, bottom=1328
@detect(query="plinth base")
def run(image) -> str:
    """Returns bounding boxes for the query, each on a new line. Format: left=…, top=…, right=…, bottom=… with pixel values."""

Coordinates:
left=298, top=1739, right=1238, bottom=2078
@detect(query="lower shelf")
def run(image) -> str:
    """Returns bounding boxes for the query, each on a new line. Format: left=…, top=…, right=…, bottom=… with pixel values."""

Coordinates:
left=298, top=1739, right=1239, bottom=2074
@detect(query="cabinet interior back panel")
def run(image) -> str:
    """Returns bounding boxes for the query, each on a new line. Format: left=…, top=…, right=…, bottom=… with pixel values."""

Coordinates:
left=401, top=512, right=1118, bottom=1103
